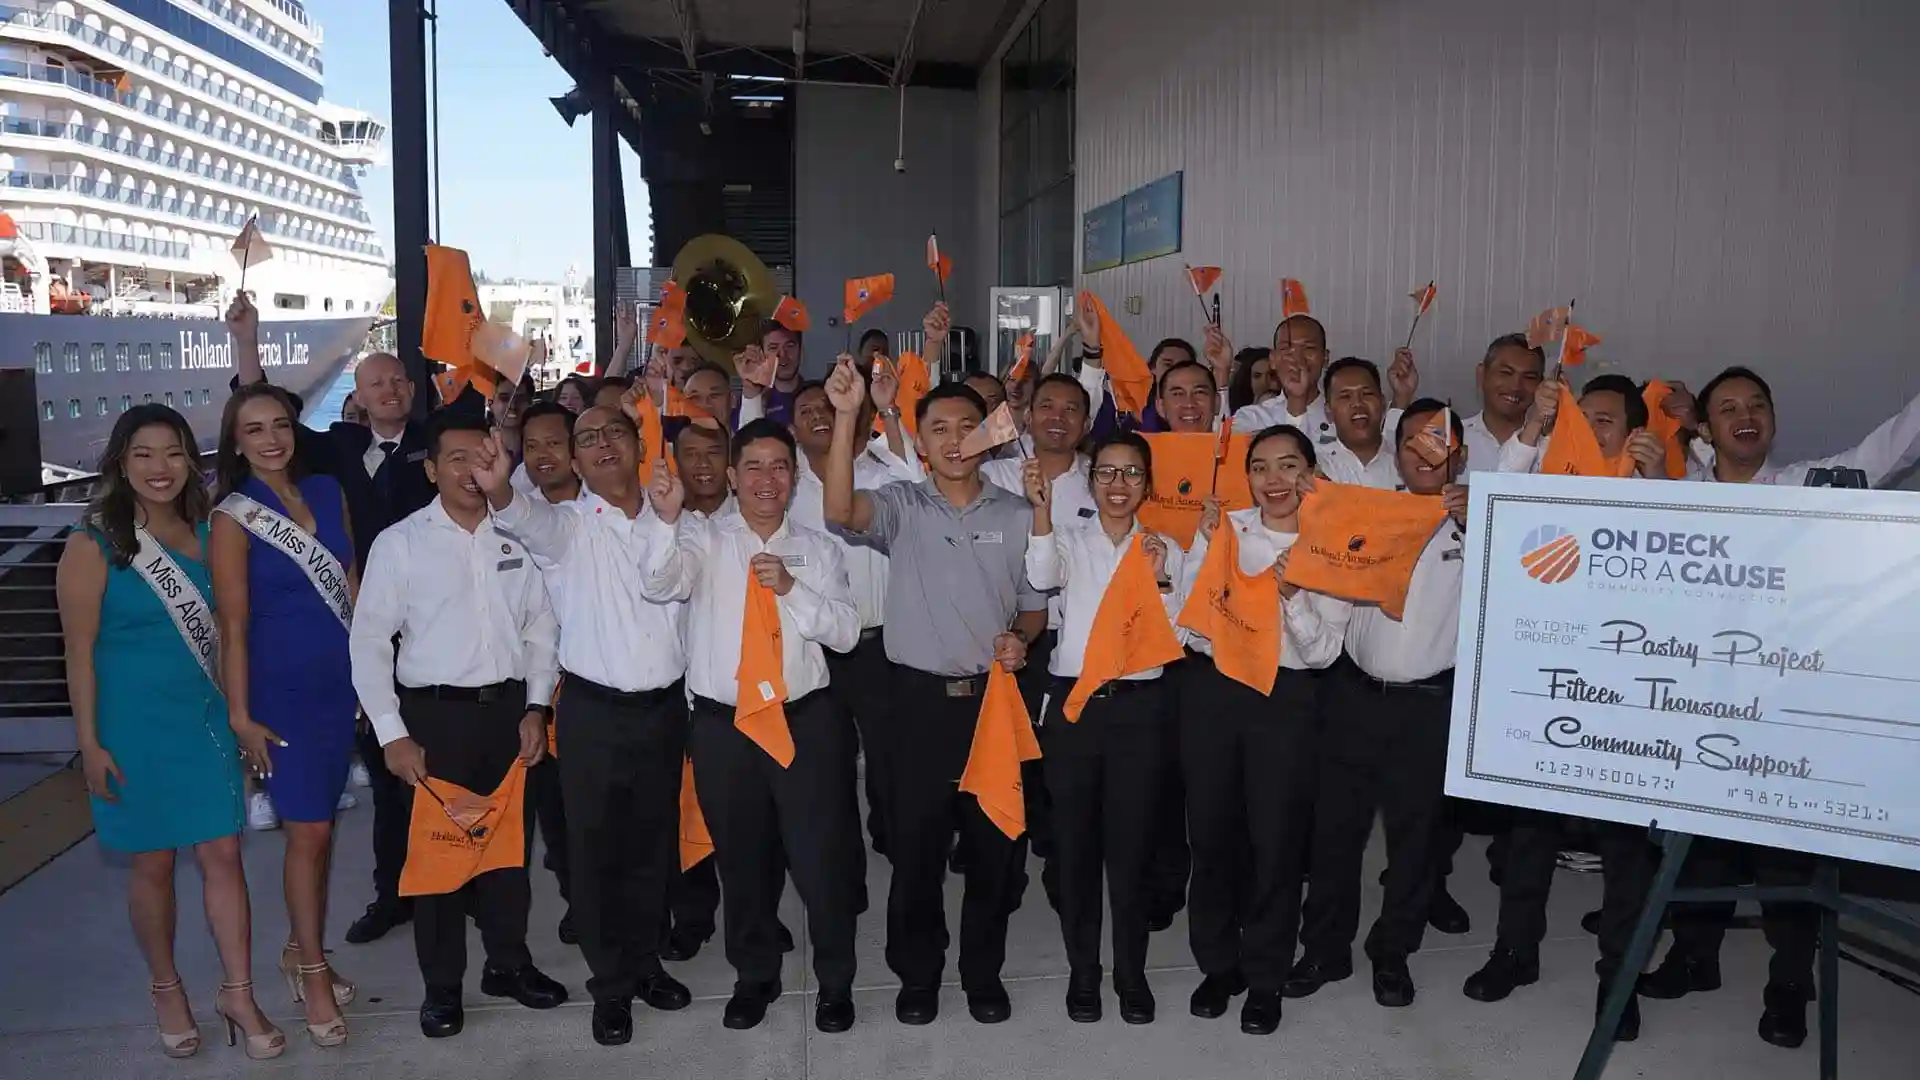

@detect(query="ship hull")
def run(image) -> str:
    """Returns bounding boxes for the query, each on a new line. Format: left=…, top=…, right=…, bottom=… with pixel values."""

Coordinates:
left=1, top=313, right=373, bottom=472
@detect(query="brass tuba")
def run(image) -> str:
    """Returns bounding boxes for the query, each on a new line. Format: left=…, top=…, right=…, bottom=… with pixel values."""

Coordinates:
left=671, top=234, right=778, bottom=370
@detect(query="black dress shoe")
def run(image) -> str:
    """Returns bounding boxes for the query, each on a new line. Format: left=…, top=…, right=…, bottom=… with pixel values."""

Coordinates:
left=815, top=989, right=856, bottom=1033
left=591, top=997, right=633, bottom=1046
left=1240, top=989, right=1283, bottom=1035
left=345, top=899, right=411, bottom=945
left=661, top=924, right=711, bottom=962
left=1065, top=971, right=1102, bottom=1023
left=777, top=922, right=795, bottom=953
left=638, top=970, right=692, bottom=1011
left=1636, top=953, right=1721, bottom=999
left=723, top=981, right=781, bottom=1030
left=1189, top=970, right=1247, bottom=1019
left=1462, top=946, right=1540, bottom=1003
left=1428, top=888, right=1471, bottom=935
left=1757, top=982, right=1810, bottom=1048
left=966, top=982, right=1012, bottom=1024
left=481, top=963, right=568, bottom=1009
left=896, top=984, right=939, bottom=1025
left=558, top=910, right=579, bottom=945
left=419, top=987, right=464, bottom=1038
left=1145, top=907, right=1176, bottom=932
left=1116, top=981, right=1155, bottom=1025
left=1372, top=956, right=1416, bottom=1007
left=1281, top=956, right=1353, bottom=999
left=1595, top=982, right=1641, bottom=1043
left=1580, top=909, right=1601, bottom=935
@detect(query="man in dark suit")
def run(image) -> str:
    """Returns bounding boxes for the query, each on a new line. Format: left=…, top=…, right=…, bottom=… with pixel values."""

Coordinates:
left=227, top=294, right=483, bottom=943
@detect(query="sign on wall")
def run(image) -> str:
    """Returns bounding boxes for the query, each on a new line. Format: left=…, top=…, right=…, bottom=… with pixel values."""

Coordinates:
left=1082, top=171, right=1183, bottom=271
left=1448, top=472, right=1920, bottom=872
left=1082, top=199, right=1123, bottom=272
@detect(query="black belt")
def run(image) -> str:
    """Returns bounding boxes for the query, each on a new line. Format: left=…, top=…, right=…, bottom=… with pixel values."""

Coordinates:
left=401, top=679, right=524, bottom=705
left=690, top=687, right=823, bottom=714
left=1051, top=675, right=1159, bottom=700
left=560, top=671, right=683, bottom=708
left=1342, top=656, right=1453, bottom=695
left=858, top=626, right=883, bottom=643
left=896, top=665, right=988, bottom=698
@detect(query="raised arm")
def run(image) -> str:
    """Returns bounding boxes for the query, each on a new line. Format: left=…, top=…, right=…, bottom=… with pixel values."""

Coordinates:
left=1022, top=458, right=1067, bottom=590
left=1798, top=389, right=1920, bottom=487
left=226, top=292, right=264, bottom=386
left=56, top=534, right=116, bottom=800
left=479, top=431, right=574, bottom=561
left=822, top=356, right=878, bottom=534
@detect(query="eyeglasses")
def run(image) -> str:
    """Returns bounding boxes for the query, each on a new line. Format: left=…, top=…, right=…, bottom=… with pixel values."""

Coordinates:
left=1091, top=465, right=1149, bottom=486
left=573, top=424, right=634, bottom=450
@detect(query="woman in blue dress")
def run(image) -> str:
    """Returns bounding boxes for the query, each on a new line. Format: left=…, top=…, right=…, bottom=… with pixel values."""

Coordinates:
left=56, top=405, right=284, bottom=1060
left=209, top=383, right=356, bottom=1048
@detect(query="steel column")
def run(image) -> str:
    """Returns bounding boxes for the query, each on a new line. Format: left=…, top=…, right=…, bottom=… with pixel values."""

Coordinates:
left=590, top=69, right=624, bottom=374
left=388, top=0, right=431, bottom=410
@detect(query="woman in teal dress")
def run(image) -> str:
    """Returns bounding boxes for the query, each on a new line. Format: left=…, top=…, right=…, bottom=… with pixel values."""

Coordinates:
left=56, top=405, right=284, bottom=1061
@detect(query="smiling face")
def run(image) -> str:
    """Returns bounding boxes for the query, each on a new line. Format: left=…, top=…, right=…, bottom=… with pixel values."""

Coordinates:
left=233, top=394, right=297, bottom=476
left=1327, top=365, right=1385, bottom=450
left=1029, top=379, right=1089, bottom=454
left=1478, top=343, right=1544, bottom=425
left=729, top=434, right=795, bottom=524
left=917, top=397, right=987, bottom=481
left=1157, top=365, right=1217, bottom=433
left=1090, top=441, right=1150, bottom=520
left=684, top=368, right=733, bottom=422
left=124, top=422, right=193, bottom=508
left=763, top=327, right=803, bottom=382
left=353, top=353, right=414, bottom=428
left=1703, top=375, right=1775, bottom=465
left=1247, top=431, right=1312, bottom=520
left=521, top=412, right=575, bottom=494
left=674, top=426, right=729, bottom=505
left=1397, top=408, right=1462, bottom=494
left=1249, top=356, right=1275, bottom=401
left=426, top=427, right=490, bottom=515
left=792, top=385, right=835, bottom=456
left=570, top=405, right=639, bottom=492
left=1272, top=319, right=1329, bottom=396
left=555, top=380, right=587, bottom=413
left=1579, top=389, right=1634, bottom=458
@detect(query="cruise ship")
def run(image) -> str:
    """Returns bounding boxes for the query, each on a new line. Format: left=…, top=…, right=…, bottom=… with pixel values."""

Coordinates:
left=0, top=0, right=390, bottom=477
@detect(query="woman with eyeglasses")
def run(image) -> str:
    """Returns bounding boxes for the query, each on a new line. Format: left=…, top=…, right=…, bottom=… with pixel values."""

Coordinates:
left=1022, top=431, right=1188, bottom=1025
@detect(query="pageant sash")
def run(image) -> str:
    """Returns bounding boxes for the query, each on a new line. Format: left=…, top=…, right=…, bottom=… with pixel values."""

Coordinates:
left=215, top=493, right=353, bottom=628
left=128, top=524, right=220, bottom=685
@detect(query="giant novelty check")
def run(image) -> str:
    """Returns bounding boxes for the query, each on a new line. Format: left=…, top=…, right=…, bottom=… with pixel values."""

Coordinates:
left=1448, top=473, right=1920, bottom=872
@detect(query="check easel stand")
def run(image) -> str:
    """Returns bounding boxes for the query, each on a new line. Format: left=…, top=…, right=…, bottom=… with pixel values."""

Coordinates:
left=1575, top=828, right=1920, bottom=1080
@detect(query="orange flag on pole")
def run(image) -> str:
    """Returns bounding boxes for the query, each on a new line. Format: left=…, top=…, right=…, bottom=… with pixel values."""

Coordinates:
left=1007, top=332, right=1036, bottom=383
left=1176, top=523, right=1282, bottom=694
left=1641, top=379, right=1690, bottom=479
left=1138, top=431, right=1254, bottom=547
left=422, top=244, right=482, bottom=369
left=877, top=351, right=932, bottom=439
left=1527, top=306, right=1571, bottom=349
left=432, top=368, right=470, bottom=409
left=1063, top=536, right=1185, bottom=720
left=1078, top=291, right=1155, bottom=419
left=1281, top=483, right=1449, bottom=620
left=1409, top=281, right=1438, bottom=315
left=844, top=274, right=895, bottom=324
left=399, top=764, right=528, bottom=898
left=1408, top=406, right=1456, bottom=468
left=648, top=281, right=688, bottom=348
left=1539, top=383, right=1636, bottom=478
left=957, top=403, right=1020, bottom=458
left=229, top=214, right=272, bottom=279
left=1187, top=265, right=1223, bottom=297
left=666, top=383, right=720, bottom=429
left=1561, top=323, right=1602, bottom=368
left=735, top=577, right=796, bottom=767
left=958, top=663, right=1042, bottom=840
left=771, top=294, right=811, bottom=332
left=635, top=386, right=671, bottom=487
left=926, top=235, right=953, bottom=286
left=679, top=757, right=713, bottom=870
left=1280, top=278, right=1311, bottom=319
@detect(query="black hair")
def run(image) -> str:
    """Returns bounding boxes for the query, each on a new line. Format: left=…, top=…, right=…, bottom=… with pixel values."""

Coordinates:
left=574, top=406, right=639, bottom=449
left=792, top=378, right=829, bottom=403
left=1322, top=356, right=1382, bottom=397
left=1395, top=397, right=1466, bottom=445
left=1245, top=423, right=1317, bottom=472
left=425, top=410, right=492, bottom=460
left=1090, top=430, right=1154, bottom=486
left=1032, top=371, right=1091, bottom=413
left=685, top=361, right=731, bottom=387
left=1148, top=337, right=1197, bottom=366
left=87, top=404, right=210, bottom=567
left=216, top=382, right=306, bottom=497
left=760, top=322, right=803, bottom=345
left=1697, top=365, right=1773, bottom=414
left=964, top=371, right=1006, bottom=394
left=596, top=373, right=634, bottom=392
left=730, top=417, right=796, bottom=466
left=672, top=416, right=730, bottom=455
left=519, top=399, right=576, bottom=438
left=914, top=381, right=988, bottom=424
left=1483, top=332, right=1546, bottom=368
left=1271, top=314, right=1327, bottom=348
left=858, top=328, right=889, bottom=352
left=1227, top=347, right=1271, bottom=413
left=1579, top=373, right=1649, bottom=430
left=553, top=374, right=595, bottom=411
left=1156, top=358, right=1217, bottom=397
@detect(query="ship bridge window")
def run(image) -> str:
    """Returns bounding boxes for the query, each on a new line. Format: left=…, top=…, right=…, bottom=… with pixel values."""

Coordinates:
left=115, top=343, right=130, bottom=371
left=274, top=293, right=307, bottom=310
left=67, top=399, right=82, bottom=419
left=34, top=342, right=52, bottom=375
left=159, top=342, right=176, bottom=369
left=63, top=343, right=81, bottom=373
left=91, top=343, right=107, bottom=372
left=137, top=343, right=153, bottom=370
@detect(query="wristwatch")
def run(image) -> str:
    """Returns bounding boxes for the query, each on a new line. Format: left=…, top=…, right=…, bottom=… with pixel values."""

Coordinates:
left=880, top=407, right=902, bottom=421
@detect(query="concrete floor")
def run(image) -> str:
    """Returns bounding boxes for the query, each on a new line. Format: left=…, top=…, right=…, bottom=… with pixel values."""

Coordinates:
left=2, top=790, right=1917, bottom=1080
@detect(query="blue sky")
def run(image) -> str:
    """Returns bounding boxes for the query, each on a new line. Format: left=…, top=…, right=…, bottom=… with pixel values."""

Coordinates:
left=308, top=0, right=652, bottom=281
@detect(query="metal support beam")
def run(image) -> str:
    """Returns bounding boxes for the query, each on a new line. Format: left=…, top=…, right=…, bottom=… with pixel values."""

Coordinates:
left=664, top=0, right=699, bottom=69
left=890, top=0, right=930, bottom=89
left=590, top=70, right=623, bottom=375
left=389, top=0, right=430, bottom=407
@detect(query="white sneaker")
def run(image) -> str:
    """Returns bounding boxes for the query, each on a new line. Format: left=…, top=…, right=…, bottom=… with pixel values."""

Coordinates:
left=336, top=790, right=359, bottom=811
left=247, top=792, right=280, bottom=831
left=349, top=760, right=372, bottom=788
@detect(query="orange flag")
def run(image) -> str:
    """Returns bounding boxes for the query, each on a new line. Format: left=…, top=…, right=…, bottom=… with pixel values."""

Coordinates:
left=1007, top=333, right=1036, bottom=383
left=1409, top=281, right=1438, bottom=315
left=399, top=763, right=527, bottom=898
left=958, top=403, right=1020, bottom=458
left=1176, top=523, right=1282, bottom=694
left=432, top=368, right=470, bottom=409
left=772, top=294, right=811, bottom=332
left=844, top=274, right=895, bottom=324
left=472, top=320, right=530, bottom=387
left=666, top=383, right=720, bottom=429
left=875, top=351, right=931, bottom=439
left=957, top=664, right=1042, bottom=840
left=229, top=215, right=272, bottom=270
left=679, top=757, right=713, bottom=870
left=1561, top=323, right=1601, bottom=368
left=1280, top=278, right=1311, bottom=318
left=1641, top=380, right=1690, bottom=480
left=737, top=346, right=778, bottom=387
left=1527, top=306, right=1571, bottom=349
left=926, top=235, right=953, bottom=285
left=1078, top=291, right=1155, bottom=418
left=422, top=244, right=483, bottom=369
left=1187, top=265, right=1223, bottom=296
left=735, top=576, right=796, bottom=767
left=1539, top=383, right=1636, bottom=478
left=648, top=281, right=688, bottom=348
left=635, top=388, right=671, bottom=487
left=1408, top=407, right=1456, bottom=468
left=1139, top=431, right=1254, bottom=547
left=1281, top=483, right=1449, bottom=620
left=1064, top=536, right=1185, bottom=720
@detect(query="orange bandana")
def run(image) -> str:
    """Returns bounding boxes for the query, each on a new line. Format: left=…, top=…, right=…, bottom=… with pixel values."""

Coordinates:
left=1176, top=524, right=1282, bottom=694
left=957, top=664, right=1042, bottom=840
left=1282, top=483, right=1448, bottom=619
left=736, top=576, right=795, bottom=767
left=399, top=763, right=527, bottom=898
left=1064, top=535, right=1184, bottom=720
left=1138, top=431, right=1254, bottom=547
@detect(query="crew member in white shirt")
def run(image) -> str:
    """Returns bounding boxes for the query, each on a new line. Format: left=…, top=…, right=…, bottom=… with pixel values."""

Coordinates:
left=1023, top=431, right=1186, bottom=1026
left=1230, top=316, right=1335, bottom=443
left=651, top=418, right=863, bottom=1034
left=473, top=404, right=694, bottom=1047
left=1314, top=358, right=1409, bottom=490
left=1687, top=364, right=1920, bottom=486
left=1497, top=372, right=1673, bottom=478
left=1461, top=334, right=1547, bottom=473
left=1178, top=425, right=1351, bottom=1035
left=1288, top=400, right=1469, bottom=1011
left=348, top=413, right=568, bottom=1039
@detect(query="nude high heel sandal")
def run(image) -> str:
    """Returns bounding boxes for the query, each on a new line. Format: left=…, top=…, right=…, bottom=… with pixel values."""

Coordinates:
left=149, top=978, right=200, bottom=1059
left=281, top=941, right=355, bottom=1006
left=297, top=963, right=350, bottom=1047
left=214, top=980, right=286, bottom=1060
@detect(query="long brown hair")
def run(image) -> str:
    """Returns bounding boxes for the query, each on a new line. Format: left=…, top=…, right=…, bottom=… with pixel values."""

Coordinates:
left=87, top=405, right=211, bottom=567
left=215, top=383, right=305, bottom=498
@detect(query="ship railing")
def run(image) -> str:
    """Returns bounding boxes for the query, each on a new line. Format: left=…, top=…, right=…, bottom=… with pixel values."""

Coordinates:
left=3, top=161, right=373, bottom=237
left=0, top=502, right=83, bottom=752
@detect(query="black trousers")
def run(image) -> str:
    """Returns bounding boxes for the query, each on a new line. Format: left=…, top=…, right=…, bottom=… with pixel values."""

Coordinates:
left=690, top=690, right=859, bottom=992
left=1666, top=839, right=1818, bottom=989
left=1494, top=810, right=1656, bottom=978
left=1299, top=660, right=1454, bottom=965
left=555, top=675, right=687, bottom=1002
left=1041, top=677, right=1166, bottom=983
left=357, top=721, right=413, bottom=908
left=1182, top=659, right=1319, bottom=991
left=885, top=664, right=1028, bottom=990
left=664, top=855, right=721, bottom=942
left=1014, top=632, right=1058, bottom=866
left=398, top=684, right=533, bottom=992
left=528, top=758, right=569, bottom=902
left=1146, top=657, right=1192, bottom=919
left=827, top=630, right=894, bottom=857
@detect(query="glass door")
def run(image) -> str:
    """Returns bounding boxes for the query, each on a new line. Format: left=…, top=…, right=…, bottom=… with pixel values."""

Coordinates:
left=988, top=286, right=1066, bottom=380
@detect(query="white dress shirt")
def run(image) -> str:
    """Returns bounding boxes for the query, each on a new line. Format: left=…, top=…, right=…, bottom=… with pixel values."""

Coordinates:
left=1461, top=411, right=1520, bottom=476
left=1344, top=520, right=1464, bottom=683
left=1025, top=519, right=1187, bottom=680
left=1685, top=391, right=1920, bottom=486
left=791, top=446, right=923, bottom=629
left=982, top=453, right=1095, bottom=629
left=652, top=509, right=860, bottom=706
left=1177, top=508, right=1350, bottom=669
left=1233, top=394, right=1336, bottom=449
left=1078, top=362, right=1231, bottom=429
left=510, top=461, right=539, bottom=497
left=492, top=487, right=687, bottom=692
left=362, top=423, right=407, bottom=478
left=350, top=498, right=560, bottom=747
left=1318, top=435, right=1404, bottom=491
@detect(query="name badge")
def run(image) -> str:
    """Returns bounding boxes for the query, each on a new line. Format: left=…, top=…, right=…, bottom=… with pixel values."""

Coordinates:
left=972, top=531, right=1004, bottom=544
left=1075, top=507, right=1096, bottom=519
left=779, top=554, right=808, bottom=568
left=496, top=557, right=524, bottom=571
left=405, top=449, right=429, bottom=464
left=1318, top=435, right=1338, bottom=445
left=756, top=681, right=778, bottom=703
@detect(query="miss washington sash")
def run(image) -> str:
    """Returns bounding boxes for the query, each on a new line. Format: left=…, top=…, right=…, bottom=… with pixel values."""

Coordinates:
left=128, top=524, right=220, bottom=685
left=215, top=492, right=353, bottom=629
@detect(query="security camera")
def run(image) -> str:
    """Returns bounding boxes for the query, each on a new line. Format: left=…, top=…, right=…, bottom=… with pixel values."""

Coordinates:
left=893, top=157, right=907, bottom=174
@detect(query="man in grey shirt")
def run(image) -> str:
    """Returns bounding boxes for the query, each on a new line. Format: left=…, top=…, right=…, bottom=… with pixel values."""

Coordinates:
left=823, top=359, right=1047, bottom=1027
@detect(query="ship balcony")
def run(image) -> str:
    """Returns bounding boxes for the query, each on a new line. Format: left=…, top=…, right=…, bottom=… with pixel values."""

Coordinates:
left=9, top=218, right=199, bottom=272
left=171, top=0, right=325, bottom=71
left=0, top=115, right=372, bottom=225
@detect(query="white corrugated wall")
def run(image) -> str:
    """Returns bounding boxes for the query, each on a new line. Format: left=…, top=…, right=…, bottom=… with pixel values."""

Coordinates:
left=1073, top=0, right=1920, bottom=461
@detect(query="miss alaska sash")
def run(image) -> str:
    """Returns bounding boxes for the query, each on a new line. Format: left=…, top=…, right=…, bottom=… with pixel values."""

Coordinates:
left=215, top=492, right=353, bottom=628
left=128, top=524, right=220, bottom=685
